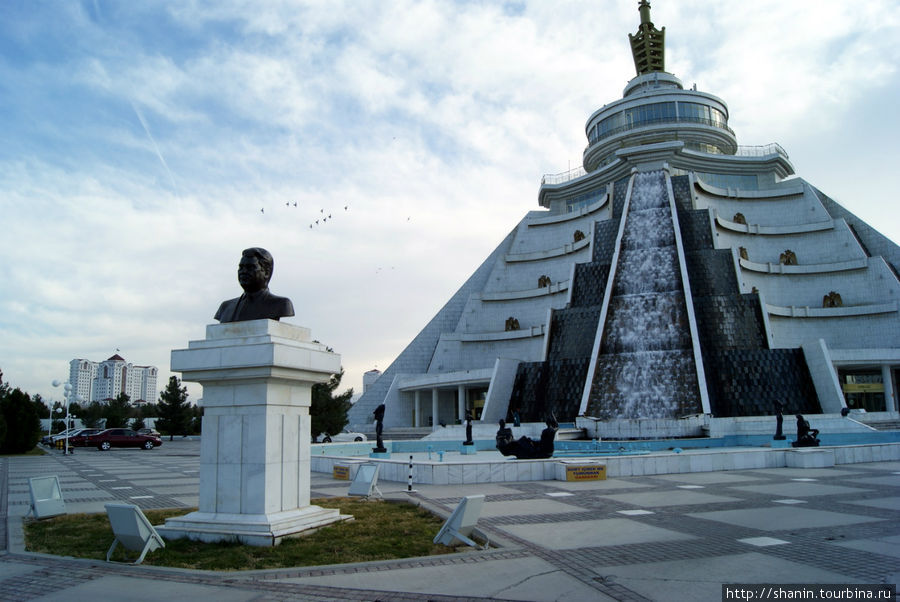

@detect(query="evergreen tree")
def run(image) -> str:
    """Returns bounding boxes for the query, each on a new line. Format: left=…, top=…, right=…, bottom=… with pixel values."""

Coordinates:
left=105, top=393, right=131, bottom=428
left=156, top=376, right=191, bottom=441
left=0, top=370, right=9, bottom=447
left=0, top=386, right=42, bottom=454
left=310, top=368, right=353, bottom=441
left=80, top=401, right=106, bottom=429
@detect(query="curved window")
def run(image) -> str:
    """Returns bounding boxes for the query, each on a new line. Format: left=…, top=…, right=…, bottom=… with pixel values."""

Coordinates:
left=588, top=100, right=729, bottom=145
left=565, top=189, right=604, bottom=213
left=678, top=102, right=726, bottom=128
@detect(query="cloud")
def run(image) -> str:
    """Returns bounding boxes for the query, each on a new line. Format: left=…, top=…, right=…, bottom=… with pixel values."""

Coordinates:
left=1, top=0, right=898, bottom=403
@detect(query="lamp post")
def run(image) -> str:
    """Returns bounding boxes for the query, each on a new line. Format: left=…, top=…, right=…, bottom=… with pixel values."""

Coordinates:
left=51, top=406, right=63, bottom=439
left=51, top=380, right=82, bottom=455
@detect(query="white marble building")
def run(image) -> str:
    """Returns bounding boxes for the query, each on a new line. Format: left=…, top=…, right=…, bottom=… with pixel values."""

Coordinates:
left=348, top=2, right=899, bottom=432
left=68, top=354, right=158, bottom=403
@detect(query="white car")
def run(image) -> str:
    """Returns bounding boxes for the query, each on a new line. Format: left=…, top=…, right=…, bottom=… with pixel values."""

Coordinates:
left=320, top=431, right=367, bottom=443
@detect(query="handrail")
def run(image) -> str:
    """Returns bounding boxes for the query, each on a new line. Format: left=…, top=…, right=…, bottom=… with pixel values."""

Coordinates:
left=540, top=143, right=790, bottom=187
left=541, top=166, right=587, bottom=186
left=734, top=143, right=790, bottom=160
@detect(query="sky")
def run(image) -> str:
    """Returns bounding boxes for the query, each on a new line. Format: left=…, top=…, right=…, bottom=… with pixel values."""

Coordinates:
left=2, top=0, right=899, bottom=406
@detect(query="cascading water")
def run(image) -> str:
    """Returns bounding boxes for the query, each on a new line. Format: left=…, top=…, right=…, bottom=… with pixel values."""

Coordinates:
left=586, top=171, right=702, bottom=420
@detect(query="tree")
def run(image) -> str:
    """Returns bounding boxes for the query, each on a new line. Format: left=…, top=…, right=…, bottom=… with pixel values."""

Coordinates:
left=310, top=368, right=353, bottom=441
left=156, top=376, right=191, bottom=441
left=80, top=401, right=106, bottom=429
left=130, top=416, right=146, bottom=431
left=0, top=386, right=42, bottom=454
left=31, top=394, right=50, bottom=419
left=105, top=393, right=131, bottom=428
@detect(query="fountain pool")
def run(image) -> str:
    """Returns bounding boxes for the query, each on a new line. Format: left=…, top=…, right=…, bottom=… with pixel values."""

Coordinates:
left=310, top=432, right=900, bottom=486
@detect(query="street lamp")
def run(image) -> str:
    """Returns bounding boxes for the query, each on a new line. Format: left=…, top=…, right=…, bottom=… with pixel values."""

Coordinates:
left=51, top=406, right=63, bottom=438
left=51, top=380, right=82, bottom=455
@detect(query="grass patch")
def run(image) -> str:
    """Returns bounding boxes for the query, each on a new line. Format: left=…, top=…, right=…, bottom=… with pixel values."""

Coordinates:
left=25, top=498, right=463, bottom=570
left=0, top=446, right=47, bottom=457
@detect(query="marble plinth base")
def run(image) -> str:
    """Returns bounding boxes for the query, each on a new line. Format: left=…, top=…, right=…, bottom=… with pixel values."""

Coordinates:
left=461, top=444, right=478, bottom=455
left=370, top=451, right=391, bottom=459
left=786, top=448, right=835, bottom=468
left=170, top=320, right=344, bottom=546
left=158, top=505, right=351, bottom=547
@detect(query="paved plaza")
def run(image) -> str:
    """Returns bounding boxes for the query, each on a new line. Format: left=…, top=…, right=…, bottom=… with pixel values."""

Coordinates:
left=1, top=441, right=898, bottom=601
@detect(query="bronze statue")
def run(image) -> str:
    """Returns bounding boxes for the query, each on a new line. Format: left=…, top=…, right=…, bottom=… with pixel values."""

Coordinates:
left=215, top=248, right=295, bottom=323
left=792, top=414, right=820, bottom=448
left=495, top=419, right=514, bottom=452
left=773, top=400, right=786, bottom=440
left=496, top=412, right=559, bottom=459
left=373, top=403, right=386, bottom=452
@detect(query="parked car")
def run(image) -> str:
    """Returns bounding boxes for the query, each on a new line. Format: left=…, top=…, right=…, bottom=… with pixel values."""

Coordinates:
left=137, top=428, right=161, bottom=437
left=42, top=428, right=78, bottom=445
left=86, top=428, right=163, bottom=451
left=66, top=428, right=103, bottom=447
left=319, top=430, right=367, bottom=443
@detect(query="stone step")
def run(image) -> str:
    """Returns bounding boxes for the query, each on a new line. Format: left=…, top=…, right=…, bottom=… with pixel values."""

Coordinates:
left=860, top=420, right=900, bottom=431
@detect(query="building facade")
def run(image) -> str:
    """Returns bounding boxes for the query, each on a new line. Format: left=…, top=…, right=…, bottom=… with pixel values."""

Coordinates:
left=348, top=2, right=900, bottom=431
left=68, top=354, right=158, bottom=403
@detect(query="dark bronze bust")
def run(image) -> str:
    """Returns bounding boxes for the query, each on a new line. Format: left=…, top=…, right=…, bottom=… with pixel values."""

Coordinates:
left=214, top=247, right=295, bottom=323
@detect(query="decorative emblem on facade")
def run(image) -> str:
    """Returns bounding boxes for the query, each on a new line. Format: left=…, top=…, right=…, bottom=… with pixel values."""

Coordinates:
left=779, top=249, right=797, bottom=265
left=822, top=291, right=843, bottom=307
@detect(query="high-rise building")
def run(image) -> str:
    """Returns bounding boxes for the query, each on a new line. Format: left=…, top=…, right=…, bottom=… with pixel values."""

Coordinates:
left=68, top=354, right=158, bottom=403
left=348, top=2, right=899, bottom=431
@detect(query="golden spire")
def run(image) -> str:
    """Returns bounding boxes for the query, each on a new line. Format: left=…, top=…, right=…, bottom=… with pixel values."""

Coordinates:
left=629, top=0, right=665, bottom=75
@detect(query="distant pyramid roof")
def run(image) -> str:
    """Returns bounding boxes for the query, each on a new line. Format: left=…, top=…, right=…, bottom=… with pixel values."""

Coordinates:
left=106, top=354, right=126, bottom=362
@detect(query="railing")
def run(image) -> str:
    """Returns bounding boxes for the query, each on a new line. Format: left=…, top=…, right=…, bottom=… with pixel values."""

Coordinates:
left=541, top=165, right=587, bottom=186
left=734, top=143, right=790, bottom=161
left=540, top=143, right=790, bottom=189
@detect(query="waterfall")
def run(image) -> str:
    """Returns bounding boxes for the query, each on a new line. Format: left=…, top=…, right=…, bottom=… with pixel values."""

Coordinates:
left=586, top=171, right=702, bottom=420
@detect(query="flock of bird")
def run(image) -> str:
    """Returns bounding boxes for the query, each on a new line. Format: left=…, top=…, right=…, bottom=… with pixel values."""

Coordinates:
left=256, top=201, right=410, bottom=274
left=258, top=202, right=351, bottom=230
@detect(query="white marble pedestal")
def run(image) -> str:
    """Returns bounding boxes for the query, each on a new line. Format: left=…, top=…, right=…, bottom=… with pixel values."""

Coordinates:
left=157, top=320, right=350, bottom=546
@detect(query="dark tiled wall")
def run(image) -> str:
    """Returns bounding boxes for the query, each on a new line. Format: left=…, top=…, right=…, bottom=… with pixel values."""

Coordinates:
left=570, top=262, right=610, bottom=308
left=678, top=209, right=716, bottom=251
left=509, top=359, right=589, bottom=422
left=592, top=219, right=620, bottom=264
left=670, top=174, right=821, bottom=417
left=692, top=293, right=767, bottom=351
left=548, top=306, right=602, bottom=360
left=684, top=249, right=739, bottom=297
left=704, top=349, right=820, bottom=416
left=612, top=175, right=630, bottom=221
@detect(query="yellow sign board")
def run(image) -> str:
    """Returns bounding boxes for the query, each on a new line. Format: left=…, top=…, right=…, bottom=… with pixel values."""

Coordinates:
left=565, top=463, right=607, bottom=481
left=842, top=383, right=883, bottom=393
left=332, top=465, right=351, bottom=480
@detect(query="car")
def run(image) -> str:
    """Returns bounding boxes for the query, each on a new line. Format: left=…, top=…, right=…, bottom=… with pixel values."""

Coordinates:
left=319, top=430, right=367, bottom=443
left=137, top=428, right=161, bottom=437
left=86, top=428, right=163, bottom=451
left=42, top=428, right=78, bottom=446
left=66, top=428, right=103, bottom=447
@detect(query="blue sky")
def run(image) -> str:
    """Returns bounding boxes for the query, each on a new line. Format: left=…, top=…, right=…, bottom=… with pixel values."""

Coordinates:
left=2, top=0, right=899, bottom=404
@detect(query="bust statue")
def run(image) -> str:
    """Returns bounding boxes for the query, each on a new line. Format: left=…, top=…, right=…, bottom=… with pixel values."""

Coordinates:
left=214, top=247, right=295, bottom=323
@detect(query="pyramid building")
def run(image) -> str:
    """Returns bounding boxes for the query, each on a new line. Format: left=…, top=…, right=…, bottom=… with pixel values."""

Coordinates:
left=349, top=2, right=900, bottom=432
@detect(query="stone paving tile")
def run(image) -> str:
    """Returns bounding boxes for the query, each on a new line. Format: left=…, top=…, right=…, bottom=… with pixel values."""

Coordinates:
left=4, top=447, right=900, bottom=601
left=595, top=489, right=743, bottom=507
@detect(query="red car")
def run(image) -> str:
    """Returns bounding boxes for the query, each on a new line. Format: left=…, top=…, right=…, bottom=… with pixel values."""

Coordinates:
left=86, top=428, right=163, bottom=451
left=65, top=428, right=103, bottom=447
